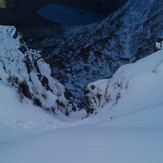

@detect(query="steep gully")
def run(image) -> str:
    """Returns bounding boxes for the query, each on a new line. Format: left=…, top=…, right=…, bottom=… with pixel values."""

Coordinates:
left=16, top=0, right=163, bottom=113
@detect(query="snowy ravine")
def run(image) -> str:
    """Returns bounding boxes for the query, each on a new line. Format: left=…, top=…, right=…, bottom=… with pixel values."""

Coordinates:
left=0, top=47, right=163, bottom=163
left=24, top=0, right=163, bottom=108
left=0, top=25, right=75, bottom=116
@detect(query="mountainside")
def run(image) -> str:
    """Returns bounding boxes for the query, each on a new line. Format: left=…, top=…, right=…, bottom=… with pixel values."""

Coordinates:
left=0, top=25, right=74, bottom=116
left=59, top=0, right=163, bottom=103
left=86, top=48, right=163, bottom=115
left=21, top=0, right=163, bottom=110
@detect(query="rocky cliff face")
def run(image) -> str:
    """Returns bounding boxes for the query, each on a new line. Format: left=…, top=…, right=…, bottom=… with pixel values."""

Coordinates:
left=20, top=0, right=163, bottom=112
left=0, top=26, right=74, bottom=116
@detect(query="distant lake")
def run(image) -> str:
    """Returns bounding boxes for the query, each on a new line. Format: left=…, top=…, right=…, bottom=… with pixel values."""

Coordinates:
left=37, top=4, right=105, bottom=26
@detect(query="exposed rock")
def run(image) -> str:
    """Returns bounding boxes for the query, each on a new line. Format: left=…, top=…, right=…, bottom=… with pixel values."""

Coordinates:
left=155, top=38, right=163, bottom=51
left=0, top=26, right=74, bottom=116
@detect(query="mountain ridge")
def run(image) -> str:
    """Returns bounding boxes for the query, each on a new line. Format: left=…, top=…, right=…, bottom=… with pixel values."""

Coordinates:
left=0, top=25, right=74, bottom=116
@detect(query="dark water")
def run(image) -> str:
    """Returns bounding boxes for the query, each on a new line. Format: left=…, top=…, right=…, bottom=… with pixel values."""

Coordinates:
left=37, top=4, right=105, bottom=26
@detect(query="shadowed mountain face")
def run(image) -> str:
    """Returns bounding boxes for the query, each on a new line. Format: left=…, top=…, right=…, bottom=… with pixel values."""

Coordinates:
left=19, top=0, right=163, bottom=110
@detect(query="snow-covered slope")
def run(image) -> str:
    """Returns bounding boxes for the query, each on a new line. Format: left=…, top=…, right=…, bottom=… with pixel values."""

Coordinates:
left=1, top=121, right=163, bottom=163
left=1, top=49, right=163, bottom=162
left=1, top=38, right=163, bottom=163
left=86, top=49, right=163, bottom=116
left=0, top=25, right=74, bottom=116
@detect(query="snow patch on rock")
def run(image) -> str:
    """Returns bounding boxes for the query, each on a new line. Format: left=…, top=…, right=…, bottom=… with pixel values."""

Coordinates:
left=0, top=25, right=73, bottom=116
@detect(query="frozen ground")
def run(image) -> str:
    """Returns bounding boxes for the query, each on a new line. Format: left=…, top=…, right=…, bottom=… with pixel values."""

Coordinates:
left=37, top=4, right=105, bottom=25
